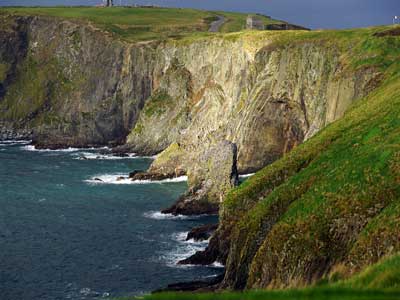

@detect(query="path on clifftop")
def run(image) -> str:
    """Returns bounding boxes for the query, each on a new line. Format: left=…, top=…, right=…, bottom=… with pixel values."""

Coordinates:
left=209, top=16, right=226, bottom=32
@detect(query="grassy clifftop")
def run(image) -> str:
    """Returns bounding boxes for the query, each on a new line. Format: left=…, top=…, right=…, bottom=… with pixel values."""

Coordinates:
left=0, top=7, right=281, bottom=42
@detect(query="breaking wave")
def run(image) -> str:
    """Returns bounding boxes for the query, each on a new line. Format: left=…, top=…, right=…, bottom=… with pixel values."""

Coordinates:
left=239, top=173, right=255, bottom=179
left=85, top=174, right=188, bottom=185
left=0, top=140, right=31, bottom=146
left=73, top=152, right=137, bottom=160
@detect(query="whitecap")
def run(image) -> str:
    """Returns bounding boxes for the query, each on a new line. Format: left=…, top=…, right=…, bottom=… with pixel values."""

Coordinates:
left=20, top=145, right=110, bottom=152
left=84, top=174, right=128, bottom=185
left=73, top=152, right=137, bottom=160
left=85, top=175, right=188, bottom=185
left=20, top=145, right=81, bottom=152
left=239, top=173, right=255, bottom=179
left=143, top=211, right=193, bottom=220
left=210, top=261, right=225, bottom=268
left=172, top=232, right=190, bottom=241
left=0, top=140, right=31, bottom=146
left=131, top=176, right=188, bottom=184
left=162, top=232, right=210, bottom=268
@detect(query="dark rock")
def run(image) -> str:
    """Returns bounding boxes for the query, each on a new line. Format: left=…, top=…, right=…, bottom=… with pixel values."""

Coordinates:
left=373, top=27, right=400, bottom=37
left=131, top=169, right=185, bottom=182
left=153, top=274, right=224, bottom=293
left=110, top=144, right=135, bottom=156
left=186, top=223, right=218, bottom=241
left=161, top=185, right=219, bottom=216
left=94, top=178, right=103, bottom=182
left=161, top=140, right=238, bottom=216
left=128, top=170, right=145, bottom=178
left=116, top=176, right=126, bottom=181
left=265, top=23, right=310, bottom=31
left=179, top=228, right=225, bottom=266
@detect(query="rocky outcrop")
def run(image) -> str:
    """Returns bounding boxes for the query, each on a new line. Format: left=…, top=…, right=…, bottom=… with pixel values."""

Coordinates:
left=162, top=139, right=239, bottom=215
left=186, top=223, right=218, bottom=241
left=0, top=122, right=32, bottom=140
left=265, top=23, right=310, bottom=31
left=154, top=274, right=223, bottom=293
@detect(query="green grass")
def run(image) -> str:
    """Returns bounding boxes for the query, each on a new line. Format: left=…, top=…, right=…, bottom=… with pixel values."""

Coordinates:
left=120, top=254, right=400, bottom=300
left=0, top=7, right=215, bottom=41
left=135, top=289, right=400, bottom=300
left=338, top=253, right=400, bottom=290
left=0, top=7, right=283, bottom=42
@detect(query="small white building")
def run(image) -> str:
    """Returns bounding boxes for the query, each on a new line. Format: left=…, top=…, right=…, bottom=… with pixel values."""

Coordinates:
left=246, top=16, right=265, bottom=30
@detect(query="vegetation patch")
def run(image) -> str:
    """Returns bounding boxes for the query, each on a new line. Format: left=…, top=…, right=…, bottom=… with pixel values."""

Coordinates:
left=143, top=91, right=173, bottom=118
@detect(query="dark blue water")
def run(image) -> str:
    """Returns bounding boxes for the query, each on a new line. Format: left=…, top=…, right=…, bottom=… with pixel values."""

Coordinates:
left=0, top=141, right=220, bottom=300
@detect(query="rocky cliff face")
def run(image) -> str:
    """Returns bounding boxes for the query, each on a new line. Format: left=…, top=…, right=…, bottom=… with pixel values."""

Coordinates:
left=0, top=15, right=381, bottom=213
left=126, top=34, right=379, bottom=212
left=0, top=15, right=156, bottom=147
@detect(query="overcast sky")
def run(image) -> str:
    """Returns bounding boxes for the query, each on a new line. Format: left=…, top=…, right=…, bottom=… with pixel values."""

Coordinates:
left=0, top=0, right=399, bottom=29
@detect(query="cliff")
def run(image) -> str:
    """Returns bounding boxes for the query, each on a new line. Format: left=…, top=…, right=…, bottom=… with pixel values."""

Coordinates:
left=1, top=10, right=400, bottom=293
left=1, top=14, right=379, bottom=212
left=0, top=14, right=157, bottom=148
left=188, top=27, right=400, bottom=291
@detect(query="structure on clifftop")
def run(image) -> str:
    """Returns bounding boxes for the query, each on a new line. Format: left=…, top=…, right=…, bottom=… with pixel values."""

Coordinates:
left=246, top=15, right=265, bottom=30
left=105, top=0, right=113, bottom=7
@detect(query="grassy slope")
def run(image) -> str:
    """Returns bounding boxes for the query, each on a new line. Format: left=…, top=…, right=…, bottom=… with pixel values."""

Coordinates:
left=131, top=254, right=400, bottom=299
left=0, top=7, right=282, bottom=42
left=224, top=26, right=400, bottom=289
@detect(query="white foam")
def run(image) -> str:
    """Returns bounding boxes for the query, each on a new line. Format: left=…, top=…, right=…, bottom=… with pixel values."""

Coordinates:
left=85, top=175, right=188, bottom=185
left=20, top=145, right=110, bottom=152
left=143, top=211, right=193, bottom=220
left=73, top=152, right=137, bottom=160
left=84, top=174, right=129, bottom=185
left=132, top=176, right=188, bottom=184
left=0, top=140, right=31, bottom=146
left=162, top=232, right=210, bottom=268
left=211, top=262, right=225, bottom=268
left=239, top=173, right=255, bottom=179
left=173, top=232, right=190, bottom=241
left=21, top=145, right=81, bottom=152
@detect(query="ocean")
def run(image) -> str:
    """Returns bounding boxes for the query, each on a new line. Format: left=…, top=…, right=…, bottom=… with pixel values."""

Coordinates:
left=0, top=141, right=221, bottom=300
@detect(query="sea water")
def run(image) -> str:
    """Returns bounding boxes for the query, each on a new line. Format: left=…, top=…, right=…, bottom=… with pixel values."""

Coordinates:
left=0, top=141, right=221, bottom=300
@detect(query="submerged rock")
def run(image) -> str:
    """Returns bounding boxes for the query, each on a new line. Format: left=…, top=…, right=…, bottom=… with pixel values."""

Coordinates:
left=186, top=223, right=218, bottom=242
left=153, top=274, right=224, bottom=293
left=130, top=169, right=185, bottom=182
